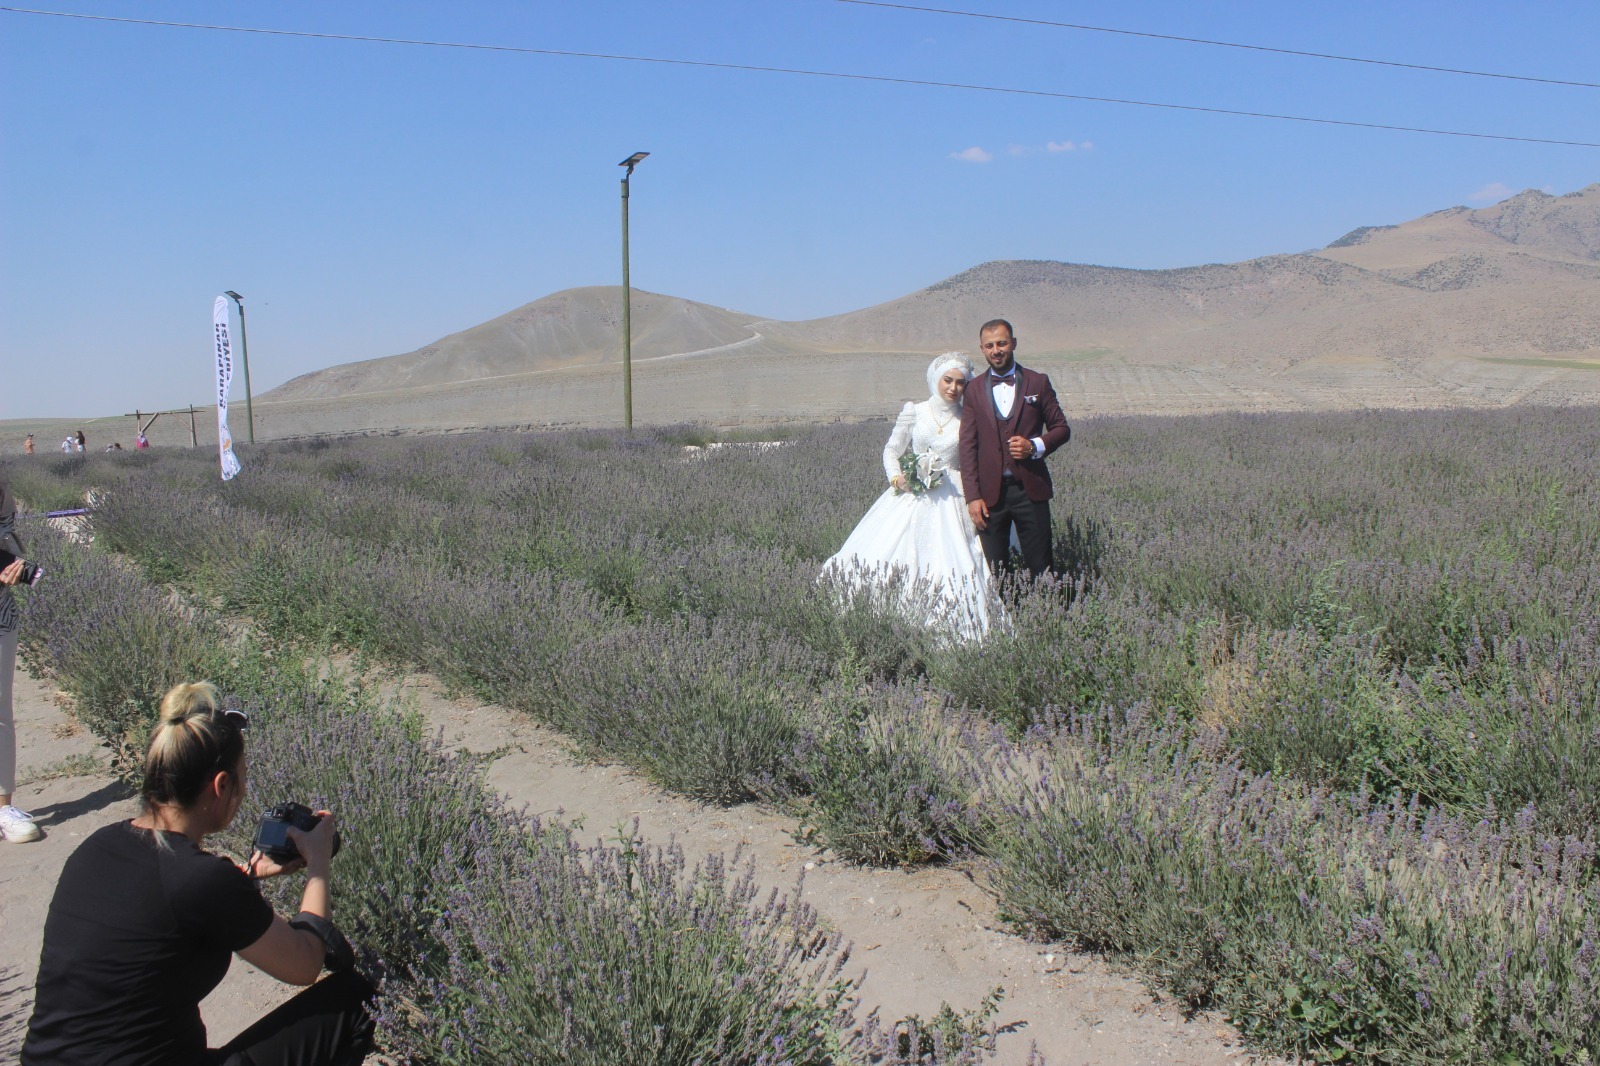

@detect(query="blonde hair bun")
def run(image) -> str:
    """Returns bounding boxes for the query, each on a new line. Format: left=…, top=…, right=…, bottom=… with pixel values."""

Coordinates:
left=143, top=680, right=244, bottom=813
left=158, top=681, right=221, bottom=724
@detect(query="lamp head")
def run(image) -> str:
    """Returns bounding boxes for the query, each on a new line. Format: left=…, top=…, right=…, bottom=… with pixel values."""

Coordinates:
left=224, top=290, right=243, bottom=304
left=619, top=151, right=650, bottom=172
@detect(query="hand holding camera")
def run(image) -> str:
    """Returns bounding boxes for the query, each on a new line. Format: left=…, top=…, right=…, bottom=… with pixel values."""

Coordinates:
left=252, top=802, right=342, bottom=876
left=0, top=549, right=43, bottom=587
left=250, top=803, right=359, bottom=973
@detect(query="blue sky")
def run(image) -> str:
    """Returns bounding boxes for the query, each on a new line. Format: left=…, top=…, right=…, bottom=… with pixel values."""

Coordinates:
left=3, top=0, right=1597, bottom=419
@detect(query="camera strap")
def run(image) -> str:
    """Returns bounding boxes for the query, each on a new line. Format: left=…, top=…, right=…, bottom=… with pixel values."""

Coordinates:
left=289, top=911, right=356, bottom=973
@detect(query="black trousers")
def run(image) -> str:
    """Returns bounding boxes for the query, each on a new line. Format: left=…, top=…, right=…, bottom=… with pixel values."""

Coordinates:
left=211, top=971, right=375, bottom=1066
left=978, top=480, right=1053, bottom=577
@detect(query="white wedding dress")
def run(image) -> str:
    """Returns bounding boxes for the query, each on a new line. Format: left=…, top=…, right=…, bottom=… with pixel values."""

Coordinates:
left=823, top=399, right=995, bottom=641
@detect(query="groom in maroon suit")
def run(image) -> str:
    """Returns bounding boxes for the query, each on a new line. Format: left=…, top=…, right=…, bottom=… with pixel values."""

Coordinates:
left=958, top=319, right=1071, bottom=576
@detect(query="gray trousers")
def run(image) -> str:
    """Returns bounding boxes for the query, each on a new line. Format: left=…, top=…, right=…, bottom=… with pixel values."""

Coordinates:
left=1, top=627, right=16, bottom=796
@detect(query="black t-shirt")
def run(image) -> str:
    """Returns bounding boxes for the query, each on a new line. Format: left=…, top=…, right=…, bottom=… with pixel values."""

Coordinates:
left=22, top=821, right=276, bottom=1066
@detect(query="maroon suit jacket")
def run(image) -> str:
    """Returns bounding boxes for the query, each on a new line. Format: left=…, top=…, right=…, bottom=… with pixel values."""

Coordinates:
left=958, top=367, right=1071, bottom=507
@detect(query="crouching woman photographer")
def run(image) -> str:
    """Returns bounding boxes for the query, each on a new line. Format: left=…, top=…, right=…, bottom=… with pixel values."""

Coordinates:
left=21, top=682, right=375, bottom=1066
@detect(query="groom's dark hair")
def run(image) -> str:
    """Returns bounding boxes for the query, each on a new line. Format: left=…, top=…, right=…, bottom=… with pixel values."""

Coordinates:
left=979, top=318, right=1014, bottom=339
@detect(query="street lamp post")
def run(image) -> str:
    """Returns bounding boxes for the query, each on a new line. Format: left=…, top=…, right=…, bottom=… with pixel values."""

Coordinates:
left=619, top=151, right=649, bottom=431
left=223, top=290, right=255, bottom=444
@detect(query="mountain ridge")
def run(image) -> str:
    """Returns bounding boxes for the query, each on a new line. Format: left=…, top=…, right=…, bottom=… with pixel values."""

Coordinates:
left=264, top=184, right=1600, bottom=416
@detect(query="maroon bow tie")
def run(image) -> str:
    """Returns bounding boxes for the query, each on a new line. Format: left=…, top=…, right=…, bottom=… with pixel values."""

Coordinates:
left=990, top=373, right=1016, bottom=384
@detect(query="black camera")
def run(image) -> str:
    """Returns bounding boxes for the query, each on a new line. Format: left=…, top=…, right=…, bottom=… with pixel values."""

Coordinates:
left=0, top=549, right=42, bottom=587
left=254, top=802, right=342, bottom=864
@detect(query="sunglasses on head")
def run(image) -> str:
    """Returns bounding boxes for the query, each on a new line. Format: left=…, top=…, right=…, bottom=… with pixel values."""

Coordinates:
left=214, top=706, right=249, bottom=731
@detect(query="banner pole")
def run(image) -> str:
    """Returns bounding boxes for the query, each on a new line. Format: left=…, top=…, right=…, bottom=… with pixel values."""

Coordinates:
left=237, top=299, right=255, bottom=444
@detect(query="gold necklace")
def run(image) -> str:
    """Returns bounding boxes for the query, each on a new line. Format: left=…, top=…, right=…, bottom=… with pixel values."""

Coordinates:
left=930, top=411, right=955, bottom=435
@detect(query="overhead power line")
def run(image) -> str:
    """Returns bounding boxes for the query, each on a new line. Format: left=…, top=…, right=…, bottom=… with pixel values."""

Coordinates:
left=2, top=6, right=1597, bottom=148
left=834, top=0, right=1600, bottom=90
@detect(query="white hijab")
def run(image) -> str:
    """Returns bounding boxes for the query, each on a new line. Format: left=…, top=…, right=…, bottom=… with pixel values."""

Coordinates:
left=926, top=353, right=973, bottom=415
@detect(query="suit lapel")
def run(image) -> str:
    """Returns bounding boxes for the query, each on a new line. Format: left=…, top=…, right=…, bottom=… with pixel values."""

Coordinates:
left=972, top=374, right=996, bottom=427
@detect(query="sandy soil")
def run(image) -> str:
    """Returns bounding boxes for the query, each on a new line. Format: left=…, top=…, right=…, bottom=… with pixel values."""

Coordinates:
left=0, top=661, right=1275, bottom=1065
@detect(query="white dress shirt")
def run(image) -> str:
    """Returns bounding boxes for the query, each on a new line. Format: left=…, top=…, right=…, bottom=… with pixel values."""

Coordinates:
left=991, top=374, right=1017, bottom=419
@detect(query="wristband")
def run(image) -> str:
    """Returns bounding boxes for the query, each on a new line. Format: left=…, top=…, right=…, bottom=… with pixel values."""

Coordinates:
left=289, top=911, right=356, bottom=973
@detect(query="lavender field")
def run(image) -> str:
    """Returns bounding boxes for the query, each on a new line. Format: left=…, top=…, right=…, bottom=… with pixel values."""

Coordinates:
left=8, top=503, right=1001, bottom=1064
left=5, top=403, right=1599, bottom=1064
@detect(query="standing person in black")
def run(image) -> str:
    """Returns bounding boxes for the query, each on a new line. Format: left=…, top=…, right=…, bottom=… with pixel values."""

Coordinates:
left=22, top=681, right=374, bottom=1066
left=958, top=318, right=1071, bottom=576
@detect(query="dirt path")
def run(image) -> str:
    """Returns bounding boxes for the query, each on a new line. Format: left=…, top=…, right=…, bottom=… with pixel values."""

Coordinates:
left=1, top=663, right=1273, bottom=1064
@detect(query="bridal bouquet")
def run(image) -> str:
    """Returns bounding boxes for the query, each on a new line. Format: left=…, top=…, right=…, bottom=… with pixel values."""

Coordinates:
left=897, top=450, right=946, bottom=495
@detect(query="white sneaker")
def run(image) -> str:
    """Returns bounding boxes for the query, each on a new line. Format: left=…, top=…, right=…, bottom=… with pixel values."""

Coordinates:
left=0, top=805, right=42, bottom=843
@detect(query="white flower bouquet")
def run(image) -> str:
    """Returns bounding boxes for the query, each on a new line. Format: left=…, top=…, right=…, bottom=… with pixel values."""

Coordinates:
left=897, top=450, right=946, bottom=495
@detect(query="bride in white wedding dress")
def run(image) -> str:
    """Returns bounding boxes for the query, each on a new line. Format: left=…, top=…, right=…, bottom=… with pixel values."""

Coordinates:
left=823, top=354, right=996, bottom=641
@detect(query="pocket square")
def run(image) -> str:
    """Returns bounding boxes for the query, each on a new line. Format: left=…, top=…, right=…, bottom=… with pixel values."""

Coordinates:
left=1025, top=394, right=1039, bottom=404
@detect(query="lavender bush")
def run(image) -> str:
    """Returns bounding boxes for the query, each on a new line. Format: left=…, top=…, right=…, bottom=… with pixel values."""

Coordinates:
left=984, top=712, right=1600, bottom=1062
left=394, top=829, right=860, bottom=1064
left=795, top=681, right=984, bottom=866
left=13, top=519, right=230, bottom=776
left=552, top=614, right=819, bottom=803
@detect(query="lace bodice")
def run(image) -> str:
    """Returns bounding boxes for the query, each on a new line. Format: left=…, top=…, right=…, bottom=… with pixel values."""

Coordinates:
left=881, top=401, right=964, bottom=483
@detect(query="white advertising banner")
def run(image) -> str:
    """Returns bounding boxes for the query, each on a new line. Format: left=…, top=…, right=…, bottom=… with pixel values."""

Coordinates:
left=213, top=295, right=243, bottom=481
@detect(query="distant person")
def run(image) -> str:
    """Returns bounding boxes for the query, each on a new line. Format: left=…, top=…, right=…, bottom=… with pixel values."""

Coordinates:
left=958, top=318, right=1070, bottom=577
left=59, top=437, right=73, bottom=455
left=1, top=477, right=42, bottom=843
left=135, top=430, right=149, bottom=450
left=823, top=354, right=997, bottom=640
left=74, top=430, right=85, bottom=453
left=21, top=681, right=376, bottom=1065
left=23, top=434, right=34, bottom=455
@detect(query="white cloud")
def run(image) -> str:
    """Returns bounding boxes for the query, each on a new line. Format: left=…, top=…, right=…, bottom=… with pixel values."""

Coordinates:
left=951, top=146, right=993, bottom=163
left=1047, top=140, right=1075, bottom=152
left=1469, top=181, right=1513, bottom=203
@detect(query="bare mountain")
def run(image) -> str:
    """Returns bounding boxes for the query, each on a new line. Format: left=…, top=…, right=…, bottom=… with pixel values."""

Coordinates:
left=1469, top=183, right=1600, bottom=261
left=774, top=184, right=1600, bottom=358
left=767, top=254, right=1401, bottom=355
left=259, top=184, right=1600, bottom=431
left=268, top=288, right=793, bottom=400
left=1316, top=184, right=1600, bottom=280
